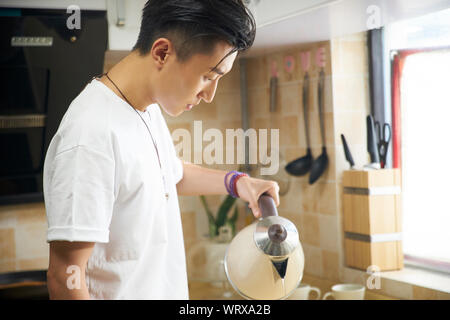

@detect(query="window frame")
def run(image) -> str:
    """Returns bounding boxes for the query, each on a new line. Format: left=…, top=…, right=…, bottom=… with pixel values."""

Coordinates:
left=390, top=46, right=450, bottom=275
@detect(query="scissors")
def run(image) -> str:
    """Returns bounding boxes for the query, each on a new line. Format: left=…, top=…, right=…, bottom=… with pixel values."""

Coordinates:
left=375, top=121, right=391, bottom=168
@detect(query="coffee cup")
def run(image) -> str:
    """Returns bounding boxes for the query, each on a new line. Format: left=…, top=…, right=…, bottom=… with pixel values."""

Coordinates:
left=322, top=283, right=365, bottom=300
left=288, top=283, right=321, bottom=300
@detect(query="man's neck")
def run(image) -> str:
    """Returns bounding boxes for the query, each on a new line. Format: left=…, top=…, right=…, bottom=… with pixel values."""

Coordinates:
left=100, top=50, right=155, bottom=112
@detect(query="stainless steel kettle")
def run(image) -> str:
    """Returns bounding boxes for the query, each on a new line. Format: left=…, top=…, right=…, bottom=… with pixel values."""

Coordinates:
left=224, top=194, right=304, bottom=300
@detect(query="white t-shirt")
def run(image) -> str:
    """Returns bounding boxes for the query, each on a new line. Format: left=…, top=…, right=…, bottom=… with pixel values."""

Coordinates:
left=43, top=79, right=189, bottom=300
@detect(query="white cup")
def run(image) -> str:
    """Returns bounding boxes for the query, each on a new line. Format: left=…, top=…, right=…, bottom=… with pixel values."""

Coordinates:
left=322, top=284, right=365, bottom=300
left=288, top=283, right=321, bottom=300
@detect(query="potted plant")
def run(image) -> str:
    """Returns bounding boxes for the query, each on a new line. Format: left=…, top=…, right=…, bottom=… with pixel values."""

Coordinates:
left=200, top=194, right=239, bottom=240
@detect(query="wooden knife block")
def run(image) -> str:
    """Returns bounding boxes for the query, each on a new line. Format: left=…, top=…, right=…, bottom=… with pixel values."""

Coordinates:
left=342, top=169, right=403, bottom=271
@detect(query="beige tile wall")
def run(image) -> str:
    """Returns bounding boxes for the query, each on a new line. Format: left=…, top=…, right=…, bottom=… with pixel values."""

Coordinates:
left=0, top=203, right=48, bottom=272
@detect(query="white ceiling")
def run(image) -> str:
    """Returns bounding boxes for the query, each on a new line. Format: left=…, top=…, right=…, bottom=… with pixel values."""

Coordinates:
left=2, top=0, right=450, bottom=55
left=243, top=0, right=450, bottom=57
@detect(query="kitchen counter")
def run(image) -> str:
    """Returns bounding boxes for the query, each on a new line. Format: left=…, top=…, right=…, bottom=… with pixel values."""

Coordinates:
left=0, top=270, right=48, bottom=299
left=188, top=273, right=399, bottom=300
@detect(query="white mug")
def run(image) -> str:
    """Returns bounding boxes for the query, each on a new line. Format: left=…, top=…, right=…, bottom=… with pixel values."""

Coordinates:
left=322, top=284, right=365, bottom=300
left=288, top=283, right=321, bottom=300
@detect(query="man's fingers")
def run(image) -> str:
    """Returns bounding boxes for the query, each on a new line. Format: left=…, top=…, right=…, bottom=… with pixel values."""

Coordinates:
left=273, top=189, right=280, bottom=207
left=265, top=182, right=280, bottom=207
left=244, top=179, right=280, bottom=219
left=249, top=202, right=261, bottom=218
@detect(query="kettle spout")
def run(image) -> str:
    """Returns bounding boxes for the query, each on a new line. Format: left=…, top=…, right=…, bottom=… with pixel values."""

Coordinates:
left=271, top=258, right=288, bottom=279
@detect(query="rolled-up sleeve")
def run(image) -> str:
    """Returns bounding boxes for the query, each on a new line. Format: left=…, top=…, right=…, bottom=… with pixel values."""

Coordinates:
left=45, top=145, right=115, bottom=243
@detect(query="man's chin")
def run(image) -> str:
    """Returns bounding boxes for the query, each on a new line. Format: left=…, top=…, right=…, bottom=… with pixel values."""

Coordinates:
left=159, top=105, right=184, bottom=117
left=173, top=107, right=186, bottom=117
left=174, top=110, right=185, bottom=117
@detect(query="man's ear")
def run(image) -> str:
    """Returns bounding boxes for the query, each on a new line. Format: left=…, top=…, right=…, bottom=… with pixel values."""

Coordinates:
left=151, top=38, right=173, bottom=69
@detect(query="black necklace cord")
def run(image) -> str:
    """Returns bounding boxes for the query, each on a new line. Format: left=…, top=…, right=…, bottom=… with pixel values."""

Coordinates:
left=102, top=72, right=163, bottom=170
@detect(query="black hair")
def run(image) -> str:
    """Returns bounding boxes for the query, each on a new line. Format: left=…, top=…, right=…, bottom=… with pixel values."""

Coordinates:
left=132, top=0, right=256, bottom=66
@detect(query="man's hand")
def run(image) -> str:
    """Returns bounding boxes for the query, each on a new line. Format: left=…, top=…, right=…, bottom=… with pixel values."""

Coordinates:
left=235, top=176, right=280, bottom=218
left=176, top=162, right=281, bottom=218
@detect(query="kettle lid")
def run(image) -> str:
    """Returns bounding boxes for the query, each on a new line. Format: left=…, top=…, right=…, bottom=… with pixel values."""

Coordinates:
left=254, top=215, right=299, bottom=257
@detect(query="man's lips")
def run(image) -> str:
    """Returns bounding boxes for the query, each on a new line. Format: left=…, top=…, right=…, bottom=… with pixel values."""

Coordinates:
left=186, top=104, right=194, bottom=111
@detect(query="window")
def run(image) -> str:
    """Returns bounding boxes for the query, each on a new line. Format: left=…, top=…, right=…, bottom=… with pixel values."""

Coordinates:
left=386, top=8, right=450, bottom=273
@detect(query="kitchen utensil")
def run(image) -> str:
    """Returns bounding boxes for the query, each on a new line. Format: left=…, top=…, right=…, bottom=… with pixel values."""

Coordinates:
left=269, top=75, right=278, bottom=112
left=375, top=121, right=391, bottom=168
left=341, top=134, right=355, bottom=169
left=254, top=71, right=291, bottom=195
left=309, top=69, right=328, bottom=184
left=364, top=115, right=381, bottom=170
left=224, top=194, right=304, bottom=300
left=322, top=284, right=365, bottom=300
left=285, top=72, right=313, bottom=176
left=287, top=283, right=321, bottom=300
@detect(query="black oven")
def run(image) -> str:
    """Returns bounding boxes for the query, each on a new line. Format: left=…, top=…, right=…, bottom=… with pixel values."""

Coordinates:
left=0, top=65, right=48, bottom=201
left=0, top=7, right=107, bottom=204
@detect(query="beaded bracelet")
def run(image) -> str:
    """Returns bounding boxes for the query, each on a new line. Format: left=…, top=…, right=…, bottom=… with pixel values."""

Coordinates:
left=225, top=170, right=248, bottom=198
left=224, top=170, right=238, bottom=196
left=229, top=173, right=239, bottom=197
left=232, top=173, right=248, bottom=198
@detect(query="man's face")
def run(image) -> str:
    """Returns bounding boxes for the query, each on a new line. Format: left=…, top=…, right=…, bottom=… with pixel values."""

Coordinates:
left=155, top=41, right=237, bottom=116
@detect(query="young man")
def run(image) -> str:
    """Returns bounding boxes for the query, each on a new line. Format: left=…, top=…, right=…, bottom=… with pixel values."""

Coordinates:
left=44, top=0, right=279, bottom=299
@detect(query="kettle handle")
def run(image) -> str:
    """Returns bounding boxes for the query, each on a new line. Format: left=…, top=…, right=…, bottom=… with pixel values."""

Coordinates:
left=258, top=193, right=278, bottom=218
left=258, top=194, right=287, bottom=243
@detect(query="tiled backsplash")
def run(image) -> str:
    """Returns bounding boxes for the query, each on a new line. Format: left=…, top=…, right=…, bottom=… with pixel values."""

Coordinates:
left=0, top=203, right=48, bottom=272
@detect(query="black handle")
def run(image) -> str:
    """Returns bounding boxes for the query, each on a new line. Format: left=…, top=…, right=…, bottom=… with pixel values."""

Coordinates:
left=302, top=72, right=311, bottom=148
left=258, top=194, right=286, bottom=243
left=367, top=115, right=380, bottom=164
left=341, top=134, right=355, bottom=167
left=317, top=69, right=326, bottom=148
left=258, top=193, right=278, bottom=218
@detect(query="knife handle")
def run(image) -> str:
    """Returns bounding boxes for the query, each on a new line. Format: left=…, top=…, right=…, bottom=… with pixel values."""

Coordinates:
left=367, top=115, right=380, bottom=164
left=341, top=134, right=355, bottom=167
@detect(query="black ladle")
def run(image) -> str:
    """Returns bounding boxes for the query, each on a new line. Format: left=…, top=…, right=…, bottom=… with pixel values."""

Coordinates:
left=309, top=69, right=328, bottom=184
left=285, top=72, right=313, bottom=176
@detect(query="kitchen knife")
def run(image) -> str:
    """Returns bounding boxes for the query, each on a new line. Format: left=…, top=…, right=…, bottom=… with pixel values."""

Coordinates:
left=365, top=115, right=381, bottom=169
left=341, top=134, right=355, bottom=169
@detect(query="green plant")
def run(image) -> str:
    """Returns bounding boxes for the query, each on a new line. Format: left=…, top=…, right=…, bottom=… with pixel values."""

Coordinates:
left=200, top=195, right=239, bottom=238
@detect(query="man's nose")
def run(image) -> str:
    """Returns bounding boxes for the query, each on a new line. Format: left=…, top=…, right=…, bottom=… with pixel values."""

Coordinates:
left=199, top=80, right=218, bottom=103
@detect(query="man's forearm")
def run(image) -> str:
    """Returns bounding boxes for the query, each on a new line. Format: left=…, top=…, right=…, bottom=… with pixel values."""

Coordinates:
left=176, top=162, right=229, bottom=196
left=47, top=268, right=90, bottom=300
